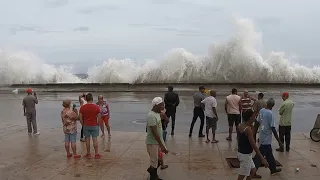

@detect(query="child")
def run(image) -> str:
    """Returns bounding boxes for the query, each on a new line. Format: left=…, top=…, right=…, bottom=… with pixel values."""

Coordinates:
left=61, top=100, right=81, bottom=159
left=158, top=111, right=169, bottom=170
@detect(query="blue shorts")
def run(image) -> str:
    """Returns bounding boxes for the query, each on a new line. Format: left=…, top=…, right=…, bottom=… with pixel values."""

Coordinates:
left=83, top=125, right=99, bottom=138
left=65, top=132, right=77, bottom=143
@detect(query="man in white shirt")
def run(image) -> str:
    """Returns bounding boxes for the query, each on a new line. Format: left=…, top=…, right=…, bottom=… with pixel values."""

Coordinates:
left=201, top=90, right=219, bottom=143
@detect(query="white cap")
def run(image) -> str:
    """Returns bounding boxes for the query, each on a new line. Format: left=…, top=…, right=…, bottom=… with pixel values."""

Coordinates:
left=152, top=97, right=163, bottom=106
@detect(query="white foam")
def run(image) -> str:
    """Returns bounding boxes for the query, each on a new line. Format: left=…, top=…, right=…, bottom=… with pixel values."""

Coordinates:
left=1, top=16, right=319, bottom=85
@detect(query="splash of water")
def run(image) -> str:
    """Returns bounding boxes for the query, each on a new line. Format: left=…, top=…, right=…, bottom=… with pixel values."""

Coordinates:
left=1, top=16, right=319, bottom=85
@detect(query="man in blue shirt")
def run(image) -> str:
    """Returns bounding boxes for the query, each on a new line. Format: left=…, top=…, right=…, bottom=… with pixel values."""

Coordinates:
left=252, top=98, right=282, bottom=178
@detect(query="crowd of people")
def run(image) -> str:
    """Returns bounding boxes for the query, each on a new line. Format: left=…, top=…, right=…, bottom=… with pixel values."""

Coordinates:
left=22, top=85, right=294, bottom=180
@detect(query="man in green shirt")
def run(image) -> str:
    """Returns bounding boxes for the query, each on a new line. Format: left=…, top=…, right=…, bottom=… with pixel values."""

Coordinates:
left=276, top=92, right=294, bottom=152
left=146, top=97, right=168, bottom=180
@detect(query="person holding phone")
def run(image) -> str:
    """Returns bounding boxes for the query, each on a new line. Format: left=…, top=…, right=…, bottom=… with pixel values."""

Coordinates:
left=22, top=88, right=39, bottom=135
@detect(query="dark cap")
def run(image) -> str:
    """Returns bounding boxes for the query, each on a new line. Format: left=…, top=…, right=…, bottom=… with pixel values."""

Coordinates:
left=199, top=85, right=205, bottom=90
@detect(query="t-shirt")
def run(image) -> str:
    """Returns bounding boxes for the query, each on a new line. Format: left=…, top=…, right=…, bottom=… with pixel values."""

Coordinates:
left=193, top=92, right=206, bottom=107
left=61, top=108, right=77, bottom=134
left=79, top=103, right=101, bottom=126
left=279, top=99, right=294, bottom=126
left=146, top=111, right=165, bottom=146
left=201, top=96, right=217, bottom=118
left=257, top=108, right=276, bottom=145
left=226, top=94, right=241, bottom=114
left=97, top=101, right=109, bottom=117
left=241, top=96, right=252, bottom=111
left=22, top=95, right=38, bottom=113
left=253, top=99, right=267, bottom=113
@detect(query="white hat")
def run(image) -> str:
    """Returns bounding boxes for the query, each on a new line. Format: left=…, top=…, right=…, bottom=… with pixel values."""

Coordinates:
left=152, top=97, right=163, bottom=106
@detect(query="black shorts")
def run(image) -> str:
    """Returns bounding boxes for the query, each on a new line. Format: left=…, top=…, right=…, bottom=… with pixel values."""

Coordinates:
left=227, top=114, right=241, bottom=127
left=206, top=116, right=217, bottom=130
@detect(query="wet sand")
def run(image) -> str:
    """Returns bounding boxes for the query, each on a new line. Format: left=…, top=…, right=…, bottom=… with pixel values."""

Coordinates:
left=1, top=91, right=319, bottom=134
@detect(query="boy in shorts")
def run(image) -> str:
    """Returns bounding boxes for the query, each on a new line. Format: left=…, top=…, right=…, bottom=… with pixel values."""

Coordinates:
left=61, top=100, right=81, bottom=159
left=79, top=93, right=102, bottom=159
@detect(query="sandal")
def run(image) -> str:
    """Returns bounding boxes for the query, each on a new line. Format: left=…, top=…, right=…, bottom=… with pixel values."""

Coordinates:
left=205, top=139, right=210, bottom=143
left=211, top=140, right=219, bottom=143
left=74, top=155, right=81, bottom=159
left=161, top=165, right=169, bottom=170
left=67, top=153, right=73, bottom=158
left=85, top=153, right=91, bottom=159
left=95, top=154, right=101, bottom=159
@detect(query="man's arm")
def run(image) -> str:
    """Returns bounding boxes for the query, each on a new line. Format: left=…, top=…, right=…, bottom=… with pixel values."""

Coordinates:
left=212, top=107, right=218, bottom=120
left=270, top=114, right=282, bottom=145
left=279, top=103, right=285, bottom=115
left=224, top=99, right=228, bottom=114
left=238, top=99, right=242, bottom=113
left=175, top=94, right=180, bottom=107
left=150, top=126, right=167, bottom=152
left=160, top=112, right=169, bottom=123
left=22, top=100, right=26, bottom=115
left=164, top=93, right=168, bottom=106
left=79, top=113, right=83, bottom=125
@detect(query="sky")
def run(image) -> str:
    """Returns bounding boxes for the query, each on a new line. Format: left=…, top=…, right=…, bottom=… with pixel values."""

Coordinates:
left=0, top=0, right=319, bottom=73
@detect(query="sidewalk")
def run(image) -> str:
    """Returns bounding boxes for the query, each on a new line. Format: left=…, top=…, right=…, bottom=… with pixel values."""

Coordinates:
left=0, top=126, right=319, bottom=180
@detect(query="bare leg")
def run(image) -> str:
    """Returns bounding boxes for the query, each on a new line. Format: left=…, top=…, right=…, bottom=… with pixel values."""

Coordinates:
left=85, top=137, right=91, bottom=154
left=247, top=168, right=257, bottom=180
left=212, top=129, right=217, bottom=142
left=71, top=143, right=77, bottom=155
left=205, top=126, right=210, bottom=143
left=100, top=120, right=105, bottom=138
left=65, top=142, right=71, bottom=156
left=227, top=126, right=233, bottom=140
left=105, top=121, right=111, bottom=136
left=93, top=137, right=99, bottom=155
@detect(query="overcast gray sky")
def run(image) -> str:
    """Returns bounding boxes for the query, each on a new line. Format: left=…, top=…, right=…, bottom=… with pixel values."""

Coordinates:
left=0, top=0, right=319, bottom=72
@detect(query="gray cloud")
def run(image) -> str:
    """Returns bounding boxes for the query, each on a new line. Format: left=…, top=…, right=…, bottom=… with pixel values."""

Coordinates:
left=78, top=5, right=118, bottom=14
left=44, top=0, right=69, bottom=8
left=10, top=25, right=62, bottom=35
left=73, top=26, right=90, bottom=32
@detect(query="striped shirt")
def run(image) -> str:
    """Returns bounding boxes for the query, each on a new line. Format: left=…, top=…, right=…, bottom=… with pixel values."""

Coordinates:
left=241, top=96, right=252, bottom=111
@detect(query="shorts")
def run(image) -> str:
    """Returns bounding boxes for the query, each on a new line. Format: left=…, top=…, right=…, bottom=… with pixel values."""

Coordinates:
left=206, top=116, right=217, bottom=130
left=100, top=116, right=109, bottom=125
left=228, top=114, right=241, bottom=127
left=64, top=132, right=77, bottom=143
left=237, top=152, right=255, bottom=176
left=83, top=125, right=99, bottom=138
left=146, top=144, right=159, bottom=168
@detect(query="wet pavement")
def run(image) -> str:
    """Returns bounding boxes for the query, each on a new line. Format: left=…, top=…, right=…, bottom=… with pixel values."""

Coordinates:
left=0, top=126, right=319, bottom=180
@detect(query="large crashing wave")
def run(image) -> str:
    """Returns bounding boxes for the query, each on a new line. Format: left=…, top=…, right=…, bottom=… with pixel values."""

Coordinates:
left=1, top=17, right=320, bottom=85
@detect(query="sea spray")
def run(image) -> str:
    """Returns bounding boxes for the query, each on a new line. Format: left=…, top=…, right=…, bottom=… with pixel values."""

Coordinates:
left=1, top=16, right=320, bottom=85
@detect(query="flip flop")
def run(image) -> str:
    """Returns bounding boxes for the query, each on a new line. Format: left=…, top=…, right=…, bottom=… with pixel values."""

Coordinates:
left=85, top=154, right=91, bottom=159
left=211, top=140, right=219, bottom=143
left=95, top=154, right=101, bottom=159
left=205, top=139, right=210, bottom=143
left=74, top=155, right=81, bottom=159
left=67, top=154, right=73, bottom=158
left=161, top=165, right=169, bottom=170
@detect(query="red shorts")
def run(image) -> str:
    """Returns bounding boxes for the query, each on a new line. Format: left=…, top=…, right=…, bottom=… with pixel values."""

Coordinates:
left=100, top=116, right=109, bottom=125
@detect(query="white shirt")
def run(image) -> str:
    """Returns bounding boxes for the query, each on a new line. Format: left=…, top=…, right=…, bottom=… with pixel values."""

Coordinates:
left=201, top=96, right=217, bottom=118
left=226, top=94, right=241, bottom=114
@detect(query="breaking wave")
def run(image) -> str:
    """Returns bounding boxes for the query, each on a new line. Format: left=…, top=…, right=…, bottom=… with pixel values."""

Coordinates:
left=1, top=16, right=320, bottom=85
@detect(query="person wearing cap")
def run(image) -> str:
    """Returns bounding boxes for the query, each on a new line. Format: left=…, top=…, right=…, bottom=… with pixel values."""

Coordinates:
left=146, top=97, right=168, bottom=180
left=276, top=92, right=294, bottom=152
left=189, top=85, right=206, bottom=138
left=164, top=85, right=180, bottom=136
left=22, top=88, right=39, bottom=135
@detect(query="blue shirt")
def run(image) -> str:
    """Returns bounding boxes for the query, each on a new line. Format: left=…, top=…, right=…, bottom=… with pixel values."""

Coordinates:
left=257, top=108, right=276, bottom=145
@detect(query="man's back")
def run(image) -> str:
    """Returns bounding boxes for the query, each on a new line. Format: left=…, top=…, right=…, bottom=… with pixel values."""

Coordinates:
left=23, top=95, right=38, bottom=113
left=79, top=104, right=100, bottom=126
left=279, top=99, right=294, bottom=126
left=193, top=92, right=205, bottom=107
left=253, top=99, right=267, bottom=113
left=164, top=91, right=179, bottom=108
left=202, top=96, right=217, bottom=118
left=258, top=108, right=276, bottom=145
left=226, top=94, right=241, bottom=114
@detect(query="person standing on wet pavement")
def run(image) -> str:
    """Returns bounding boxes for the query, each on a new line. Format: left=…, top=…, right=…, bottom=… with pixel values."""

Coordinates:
left=252, top=93, right=267, bottom=142
left=241, top=90, right=256, bottom=121
left=164, top=85, right=180, bottom=136
left=276, top=92, right=294, bottom=152
left=252, top=98, right=282, bottom=178
left=79, top=93, right=87, bottom=142
left=189, top=85, right=206, bottom=138
left=146, top=97, right=168, bottom=180
left=225, top=88, right=242, bottom=141
left=23, top=88, right=39, bottom=135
